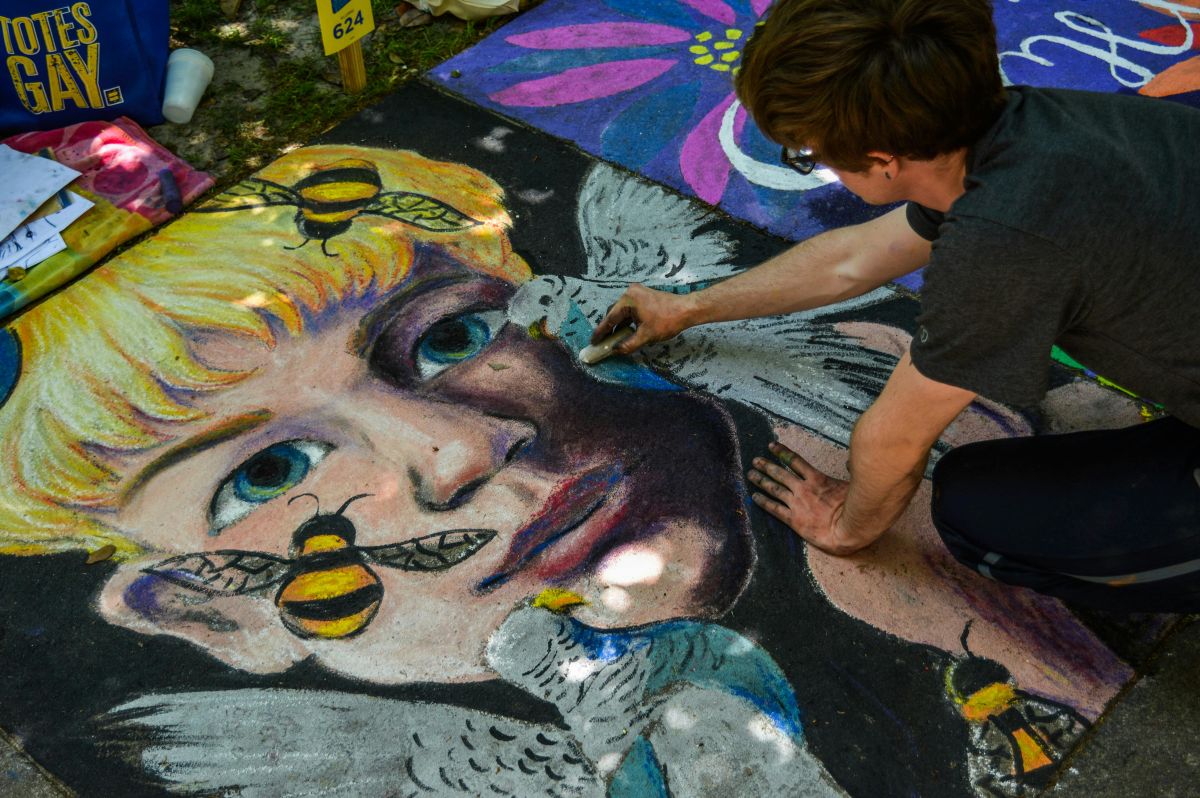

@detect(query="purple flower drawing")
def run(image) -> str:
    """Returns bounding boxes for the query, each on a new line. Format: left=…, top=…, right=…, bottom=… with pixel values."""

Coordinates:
left=433, top=0, right=875, bottom=243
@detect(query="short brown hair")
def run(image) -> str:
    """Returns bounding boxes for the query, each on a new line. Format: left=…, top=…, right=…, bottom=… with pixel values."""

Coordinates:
left=736, top=0, right=1006, bottom=171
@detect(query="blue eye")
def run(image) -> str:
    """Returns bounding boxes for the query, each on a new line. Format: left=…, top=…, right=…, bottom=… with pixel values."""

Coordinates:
left=414, top=310, right=505, bottom=380
left=233, top=443, right=311, bottom=502
left=209, top=440, right=333, bottom=533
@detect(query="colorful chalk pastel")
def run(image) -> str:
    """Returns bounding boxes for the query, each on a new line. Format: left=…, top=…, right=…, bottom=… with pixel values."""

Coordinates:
left=158, top=169, right=183, bottom=214
left=579, top=327, right=634, bottom=365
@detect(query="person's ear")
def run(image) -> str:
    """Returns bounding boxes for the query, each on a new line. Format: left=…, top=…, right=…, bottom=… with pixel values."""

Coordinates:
left=865, top=151, right=898, bottom=179
left=97, top=558, right=311, bottom=674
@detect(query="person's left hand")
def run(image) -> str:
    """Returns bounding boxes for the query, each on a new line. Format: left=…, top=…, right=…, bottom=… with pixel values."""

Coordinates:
left=747, top=442, right=866, bottom=556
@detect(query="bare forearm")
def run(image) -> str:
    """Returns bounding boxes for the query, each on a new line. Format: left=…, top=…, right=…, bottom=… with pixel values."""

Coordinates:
left=748, top=353, right=975, bottom=557
left=686, top=206, right=929, bottom=327
left=594, top=208, right=929, bottom=354
left=839, top=419, right=930, bottom=548
left=838, top=356, right=971, bottom=548
left=687, top=226, right=864, bottom=325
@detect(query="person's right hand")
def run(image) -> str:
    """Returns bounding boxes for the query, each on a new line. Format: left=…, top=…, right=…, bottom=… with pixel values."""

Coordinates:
left=590, top=284, right=699, bottom=355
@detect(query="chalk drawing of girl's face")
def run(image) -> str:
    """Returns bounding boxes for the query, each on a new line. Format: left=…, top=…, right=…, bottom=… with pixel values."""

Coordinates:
left=98, top=247, right=753, bottom=684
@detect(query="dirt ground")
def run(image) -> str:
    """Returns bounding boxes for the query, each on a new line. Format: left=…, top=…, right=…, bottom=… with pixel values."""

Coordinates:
left=149, top=0, right=516, bottom=186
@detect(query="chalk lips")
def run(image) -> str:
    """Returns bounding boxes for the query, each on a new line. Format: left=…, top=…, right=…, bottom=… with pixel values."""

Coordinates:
left=475, top=463, right=624, bottom=592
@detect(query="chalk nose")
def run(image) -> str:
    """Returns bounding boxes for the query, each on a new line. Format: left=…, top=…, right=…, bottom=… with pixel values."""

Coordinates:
left=345, top=383, right=537, bottom=517
left=413, top=427, right=534, bottom=512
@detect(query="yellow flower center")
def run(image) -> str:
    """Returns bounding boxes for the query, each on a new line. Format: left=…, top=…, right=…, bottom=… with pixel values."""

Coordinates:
left=691, top=28, right=743, bottom=73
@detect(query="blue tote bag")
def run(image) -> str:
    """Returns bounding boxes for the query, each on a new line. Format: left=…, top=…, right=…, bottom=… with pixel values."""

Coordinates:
left=0, top=1, right=169, bottom=134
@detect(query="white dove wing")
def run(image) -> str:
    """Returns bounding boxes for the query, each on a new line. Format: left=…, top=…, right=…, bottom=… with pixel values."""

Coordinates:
left=108, top=689, right=602, bottom=798
left=573, top=162, right=897, bottom=317
left=643, top=317, right=898, bottom=448
left=576, top=163, right=740, bottom=285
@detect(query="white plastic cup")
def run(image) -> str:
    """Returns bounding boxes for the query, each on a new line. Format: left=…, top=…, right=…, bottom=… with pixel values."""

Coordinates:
left=162, top=48, right=215, bottom=124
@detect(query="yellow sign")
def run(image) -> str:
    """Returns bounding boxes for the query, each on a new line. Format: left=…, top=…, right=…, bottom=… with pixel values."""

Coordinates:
left=316, top=0, right=375, bottom=56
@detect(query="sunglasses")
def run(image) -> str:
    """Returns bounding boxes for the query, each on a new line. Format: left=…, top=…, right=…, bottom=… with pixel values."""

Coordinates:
left=780, top=146, right=819, bottom=175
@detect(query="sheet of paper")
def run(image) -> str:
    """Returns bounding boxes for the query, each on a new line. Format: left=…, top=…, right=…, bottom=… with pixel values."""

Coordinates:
left=0, top=191, right=93, bottom=271
left=33, top=190, right=92, bottom=230
left=0, top=233, right=66, bottom=279
left=0, top=145, right=81, bottom=242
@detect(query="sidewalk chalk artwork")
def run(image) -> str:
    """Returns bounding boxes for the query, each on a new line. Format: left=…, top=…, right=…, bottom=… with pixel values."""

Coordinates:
left=431, top=0, right=1200, bottom=290
left=0, top=85, right=1150, bottom=797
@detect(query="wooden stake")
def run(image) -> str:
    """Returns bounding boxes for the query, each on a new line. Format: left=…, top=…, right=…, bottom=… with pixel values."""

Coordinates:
left=338, top=40, right=367, bottom=94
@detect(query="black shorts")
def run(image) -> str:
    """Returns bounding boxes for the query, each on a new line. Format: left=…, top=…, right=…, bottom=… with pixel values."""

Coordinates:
left=931, top=416, right=1200, bottom=612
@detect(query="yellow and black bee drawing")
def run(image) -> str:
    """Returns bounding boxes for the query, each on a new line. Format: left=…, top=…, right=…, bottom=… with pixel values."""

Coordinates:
left=145, top=494, right=496, bottom=640
left=196, top=158, right=481, bottom=256
left=945, top=621, right=1090, bottom=798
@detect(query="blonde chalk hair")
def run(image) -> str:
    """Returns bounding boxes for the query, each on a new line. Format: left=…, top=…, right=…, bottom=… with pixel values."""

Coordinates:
left=0, top=146, right=531, bottom=559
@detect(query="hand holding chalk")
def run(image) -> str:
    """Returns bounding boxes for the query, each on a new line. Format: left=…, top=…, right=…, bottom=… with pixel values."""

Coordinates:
left=590, top=284, right=697, bottom=357
left=579, top=327, right=634, bottom=365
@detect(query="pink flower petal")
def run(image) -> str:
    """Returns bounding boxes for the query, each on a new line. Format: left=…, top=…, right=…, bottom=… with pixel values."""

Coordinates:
left=506, top=22, right=691, bottom=49
left=489, top=59, right=677, bottom=107
left=681, top=94, right=737, bottom=205
left=680, top=0, right=735, bottom=25
left=752, top=0, right=772, bottom=17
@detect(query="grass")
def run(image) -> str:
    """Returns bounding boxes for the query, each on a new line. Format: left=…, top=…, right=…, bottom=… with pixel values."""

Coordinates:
left=162, top=0, right=510, bottom=185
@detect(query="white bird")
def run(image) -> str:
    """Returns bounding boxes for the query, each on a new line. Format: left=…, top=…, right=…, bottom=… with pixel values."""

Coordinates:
left=508, top=163, right=904, bottom=452
left=487, top=597, right=844, bottom=797
left=108, top=598, right=843, bottom=797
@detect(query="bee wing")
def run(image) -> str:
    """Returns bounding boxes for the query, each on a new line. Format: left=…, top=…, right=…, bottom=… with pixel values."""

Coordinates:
left=143, top=551, right=292, bottom=596
left=363, top=192, right=481, bottom=233
left=196, top=178, right=298, bottom=212
left=363, top=529, right=496, bottom=571
left=1013, top=691, right=1090, bottom=751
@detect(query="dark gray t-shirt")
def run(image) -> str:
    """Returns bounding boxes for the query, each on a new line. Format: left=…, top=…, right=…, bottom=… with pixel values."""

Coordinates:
left=907, top=86, right=1200, bottom=427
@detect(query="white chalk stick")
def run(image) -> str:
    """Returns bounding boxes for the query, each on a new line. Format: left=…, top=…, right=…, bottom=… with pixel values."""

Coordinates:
left=579, top=328, right=634, bottom=365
